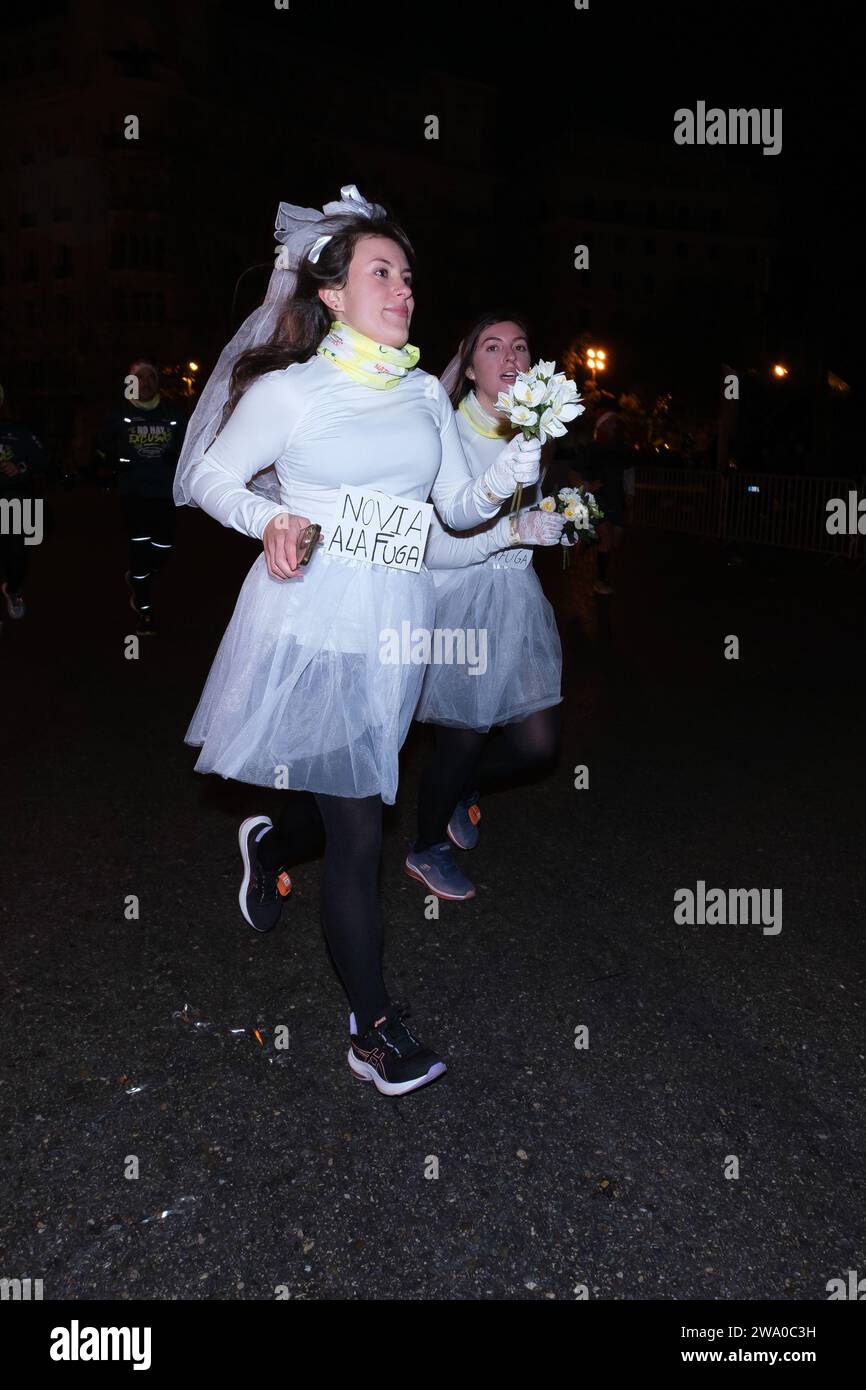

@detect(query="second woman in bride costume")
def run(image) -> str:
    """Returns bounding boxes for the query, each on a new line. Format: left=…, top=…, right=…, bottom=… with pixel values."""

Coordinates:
left=405, top=313, right=569, bottom=901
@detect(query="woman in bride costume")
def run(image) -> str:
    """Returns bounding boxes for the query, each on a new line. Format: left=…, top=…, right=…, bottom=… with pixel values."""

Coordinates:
left=174, top=186, right=540, bottom=1096
left=405, top=313, right=570, bottom=902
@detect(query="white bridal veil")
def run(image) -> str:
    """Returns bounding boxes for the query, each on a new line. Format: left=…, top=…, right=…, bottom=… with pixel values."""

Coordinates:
left=173, top=184, right=387, bottom=507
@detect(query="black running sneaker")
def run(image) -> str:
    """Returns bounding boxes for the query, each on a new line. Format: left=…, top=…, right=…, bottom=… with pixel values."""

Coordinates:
left=347, top=1002, right=447, bottom=1096
left=238, top=815, right=292, bottom=933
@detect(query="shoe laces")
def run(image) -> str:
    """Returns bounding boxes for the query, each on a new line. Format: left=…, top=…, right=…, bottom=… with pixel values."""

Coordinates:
left=372, top=1002, right=421, bottom=1058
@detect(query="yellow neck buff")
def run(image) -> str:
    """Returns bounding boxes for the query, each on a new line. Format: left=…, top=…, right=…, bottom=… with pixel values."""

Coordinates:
left=458, top=389, right=511, bottom=439
left=317, top=320, right=420, bottom=389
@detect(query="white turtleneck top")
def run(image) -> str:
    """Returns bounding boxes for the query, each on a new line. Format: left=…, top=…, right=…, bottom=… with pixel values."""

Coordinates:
left=183, top=356, right=507, bottom=544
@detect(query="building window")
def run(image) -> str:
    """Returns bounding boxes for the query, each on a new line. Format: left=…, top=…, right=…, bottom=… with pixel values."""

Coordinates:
left=614, top=200, right=625, bottom=221
left=678, top=206, right=689, bottom=228
left=113, top=288, right=166, bottom=323
left=676, top=242, right=688, bottom=260
left=54, top=246, right=73, bottom=278
left=644, top=237, right=656, bottom=256
left=110, top=229, right=166, bottom=269
left=642, top=273, right=655, bottom=292
left=646, top=202, right=657, bottom=225
left=614, top=235, right=625, bottom=253
left=708, top=243, right=720, bottom=261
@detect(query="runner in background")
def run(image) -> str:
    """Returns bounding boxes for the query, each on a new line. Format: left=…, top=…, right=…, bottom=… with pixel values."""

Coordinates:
left=95, top=359, right=187, bottom=635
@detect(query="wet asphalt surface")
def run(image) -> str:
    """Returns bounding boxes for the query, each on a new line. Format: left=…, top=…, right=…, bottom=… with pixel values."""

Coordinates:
left=1, top=484, right=864, bottom=1302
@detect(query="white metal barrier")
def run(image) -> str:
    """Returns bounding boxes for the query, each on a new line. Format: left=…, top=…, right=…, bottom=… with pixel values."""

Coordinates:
left=630, top=469, right=864, bottom=558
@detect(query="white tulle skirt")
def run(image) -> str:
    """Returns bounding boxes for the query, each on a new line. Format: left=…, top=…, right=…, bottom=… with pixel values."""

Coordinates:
left=413, top=563, right=562, bottom=731
left=185, top=550, right=435, bottom=804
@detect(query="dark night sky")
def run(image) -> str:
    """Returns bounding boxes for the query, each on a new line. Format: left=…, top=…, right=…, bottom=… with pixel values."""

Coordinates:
left=2, top=1, right=861, bottom=407
left=206, top=0, right=861, bottom=379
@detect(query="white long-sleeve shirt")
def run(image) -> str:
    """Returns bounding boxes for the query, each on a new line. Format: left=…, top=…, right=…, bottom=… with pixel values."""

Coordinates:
left=424, top=401, right=542, bottom=572
left=182, top=355, right=508, bottom=542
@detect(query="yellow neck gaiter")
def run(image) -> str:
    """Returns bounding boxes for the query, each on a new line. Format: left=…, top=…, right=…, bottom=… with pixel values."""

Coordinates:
left=317, top=320, right=420, bottom=389
left=459, top=389, right=511, bottom=439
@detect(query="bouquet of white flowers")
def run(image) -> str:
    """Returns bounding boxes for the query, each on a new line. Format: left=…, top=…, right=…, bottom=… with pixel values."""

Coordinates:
left=495, top=360, right=584, bottom=513
left=533, top=485, right=604, bottom=569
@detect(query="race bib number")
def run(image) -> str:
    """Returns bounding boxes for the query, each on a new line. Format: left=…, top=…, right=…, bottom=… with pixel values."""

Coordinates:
left=326, top=486, right=433, bottom=573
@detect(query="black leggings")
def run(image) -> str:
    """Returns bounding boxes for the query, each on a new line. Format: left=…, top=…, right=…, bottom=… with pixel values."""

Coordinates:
left=257, top=792, right=389, bottom=1038
left=121, top=494, right=176, bottom=612
left=416, top=705, right=561, bottom=850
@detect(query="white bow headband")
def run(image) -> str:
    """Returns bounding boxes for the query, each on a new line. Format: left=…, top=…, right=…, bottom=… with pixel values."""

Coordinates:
left=276, top=182, right=387, bottom=270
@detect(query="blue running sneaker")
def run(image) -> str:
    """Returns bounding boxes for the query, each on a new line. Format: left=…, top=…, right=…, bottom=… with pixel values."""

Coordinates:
left=404, top=841, right=476, bottom=901
left=446, top=790, right=481, bottom=850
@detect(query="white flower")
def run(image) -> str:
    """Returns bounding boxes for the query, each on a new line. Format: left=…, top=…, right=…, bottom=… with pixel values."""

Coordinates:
left=514, top=377, right=547, bottom=409
left=508, top=404, right=538, bottom=429
left=536, top=359, right=556, bottom=379
left=554, top=395, right=584, bottom=422
left=539, top=495, right=557, bottom=512
left=539, top=406, right=568, bottom=440
left=562, top=502, right=578, bottom=520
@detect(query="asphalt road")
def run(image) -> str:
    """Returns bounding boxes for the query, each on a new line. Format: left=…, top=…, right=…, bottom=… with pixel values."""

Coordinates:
left=1, top=484, right=864, bottom=1301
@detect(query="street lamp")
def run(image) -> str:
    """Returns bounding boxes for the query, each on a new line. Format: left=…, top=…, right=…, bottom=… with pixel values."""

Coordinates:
left=182, top=360, right=200, bottom=396
left=586, top=347, right=607, bottom=386
left=772, top=363, right=788, bottom=378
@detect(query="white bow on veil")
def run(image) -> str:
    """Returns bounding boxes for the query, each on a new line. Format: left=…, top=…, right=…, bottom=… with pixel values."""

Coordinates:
left=173, top=184, right=386, bottom=507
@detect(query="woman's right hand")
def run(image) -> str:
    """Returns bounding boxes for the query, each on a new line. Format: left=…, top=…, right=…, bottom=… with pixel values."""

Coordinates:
left=262, top=512, right=315, bottom=579
left=482, top=435, right=542, bottom=500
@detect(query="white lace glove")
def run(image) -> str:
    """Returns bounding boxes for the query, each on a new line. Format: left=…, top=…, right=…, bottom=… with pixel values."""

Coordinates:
left=515, top=508, right=567, bottom=546
left=473, top=434, right=542, bottom=512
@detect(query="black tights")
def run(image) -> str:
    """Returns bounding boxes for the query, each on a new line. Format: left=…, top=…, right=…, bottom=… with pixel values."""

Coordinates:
left=416, top=705, right=561, bottom=851
left=257, top=792, right=389, bottom=1037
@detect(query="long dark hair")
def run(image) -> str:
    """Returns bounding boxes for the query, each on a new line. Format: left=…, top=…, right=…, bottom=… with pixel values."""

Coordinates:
left=446, top=310, right=533, bottom=437
left=227, top=211, right=414, bottom=414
